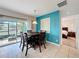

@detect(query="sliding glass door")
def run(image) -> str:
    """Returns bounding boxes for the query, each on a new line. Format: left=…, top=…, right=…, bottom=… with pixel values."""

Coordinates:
left=0, top=20, right=27, bottom=46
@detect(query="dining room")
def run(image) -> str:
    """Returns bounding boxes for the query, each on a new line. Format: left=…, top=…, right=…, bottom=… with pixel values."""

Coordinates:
left=0, top=0, right=79, bottom=58
left=0, top=10, right=62, bottom=58
left=18, top=10, right=61, bottom=56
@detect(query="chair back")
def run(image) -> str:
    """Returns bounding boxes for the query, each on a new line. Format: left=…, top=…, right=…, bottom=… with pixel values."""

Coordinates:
left=24, top=33, right=28, bottom=42
left=20, top=32, right=28, bottom=44
left=40, top=30, right=46, bottom=32
left=39, top=31, right=46, bottom=41
left=27, top=30, right=32, bottom=33
left=20, top=32, right=24, bottom=41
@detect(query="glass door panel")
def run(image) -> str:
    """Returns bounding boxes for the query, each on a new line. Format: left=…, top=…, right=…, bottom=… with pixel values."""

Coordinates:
left=0, top=22, right=8, bottom=39
left=8, top=22, right=16, bottom=41
left=17, top=22, right=23, bottom=37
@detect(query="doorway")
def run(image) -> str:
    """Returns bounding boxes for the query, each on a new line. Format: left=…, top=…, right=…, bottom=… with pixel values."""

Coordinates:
left=61, top=16, right=76, bottom=48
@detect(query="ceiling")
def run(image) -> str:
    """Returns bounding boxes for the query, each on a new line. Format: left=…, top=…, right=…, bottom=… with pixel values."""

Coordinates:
left=0, top=0, right=79, bottom=17
left=0, top=0, right=64, bottom=16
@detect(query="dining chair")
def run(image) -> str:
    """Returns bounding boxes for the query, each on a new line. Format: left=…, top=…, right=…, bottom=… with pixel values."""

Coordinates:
left=31, top=34, right=41, bottom=52
left=23, top=33, right=37, bottom=56
left=39, top=31, right=46, bottom=52
left=21, top=33, right=28, bottom=52
left=19, top=32, right=24, bottom=48
left=32, top=32, right=46, bottom=53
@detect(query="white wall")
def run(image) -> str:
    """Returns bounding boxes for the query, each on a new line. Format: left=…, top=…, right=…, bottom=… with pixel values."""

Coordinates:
left=62, top=16, right=76, bottom=32
left=27, top=16, right=36, bottom=31
left=32, top=18, right=36, bottom=32
left=0, top=8, right=28, bottom=19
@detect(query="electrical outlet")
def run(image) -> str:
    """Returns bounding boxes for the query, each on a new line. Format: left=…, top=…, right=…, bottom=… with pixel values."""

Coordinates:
left=56, top=40, right=58, bottom=42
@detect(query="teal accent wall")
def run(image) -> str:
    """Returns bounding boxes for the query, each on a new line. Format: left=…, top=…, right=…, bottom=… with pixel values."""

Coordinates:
left=36, top=11, right=61, bottom=44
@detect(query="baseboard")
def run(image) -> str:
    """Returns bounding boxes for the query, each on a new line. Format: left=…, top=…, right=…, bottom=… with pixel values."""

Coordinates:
left=46, top=41, right=60, bottom=46
left=0, top=41, right=20, bottom=47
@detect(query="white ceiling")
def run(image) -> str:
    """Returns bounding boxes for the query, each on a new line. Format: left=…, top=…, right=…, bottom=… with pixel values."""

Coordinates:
left=0, top=0, right=64, bottom=16
left=0, top=0, right=79, bottom=17
left=60, top=0, right=79, bottom=17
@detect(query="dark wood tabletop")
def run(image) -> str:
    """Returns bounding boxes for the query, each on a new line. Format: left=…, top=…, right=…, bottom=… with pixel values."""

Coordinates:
left=27, top=32, right=40, bottom=36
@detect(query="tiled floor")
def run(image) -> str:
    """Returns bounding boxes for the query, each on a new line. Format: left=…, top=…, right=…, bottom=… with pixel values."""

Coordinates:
left=62, top=37, right=76, bottom=48
left=0, top=42, right=79, bottom=58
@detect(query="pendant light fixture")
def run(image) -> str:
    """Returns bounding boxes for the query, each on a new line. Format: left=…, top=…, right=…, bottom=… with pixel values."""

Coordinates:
left=32, top=10, right=37, bottom=24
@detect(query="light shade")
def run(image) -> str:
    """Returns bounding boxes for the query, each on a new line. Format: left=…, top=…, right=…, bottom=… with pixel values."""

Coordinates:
left=33, top=21, right=37, bottom=24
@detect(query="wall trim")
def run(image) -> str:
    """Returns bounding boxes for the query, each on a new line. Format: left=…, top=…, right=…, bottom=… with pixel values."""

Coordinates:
left=36, top=10, right=59, bottom=18
left=46, top=41, right=60, bottom=46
